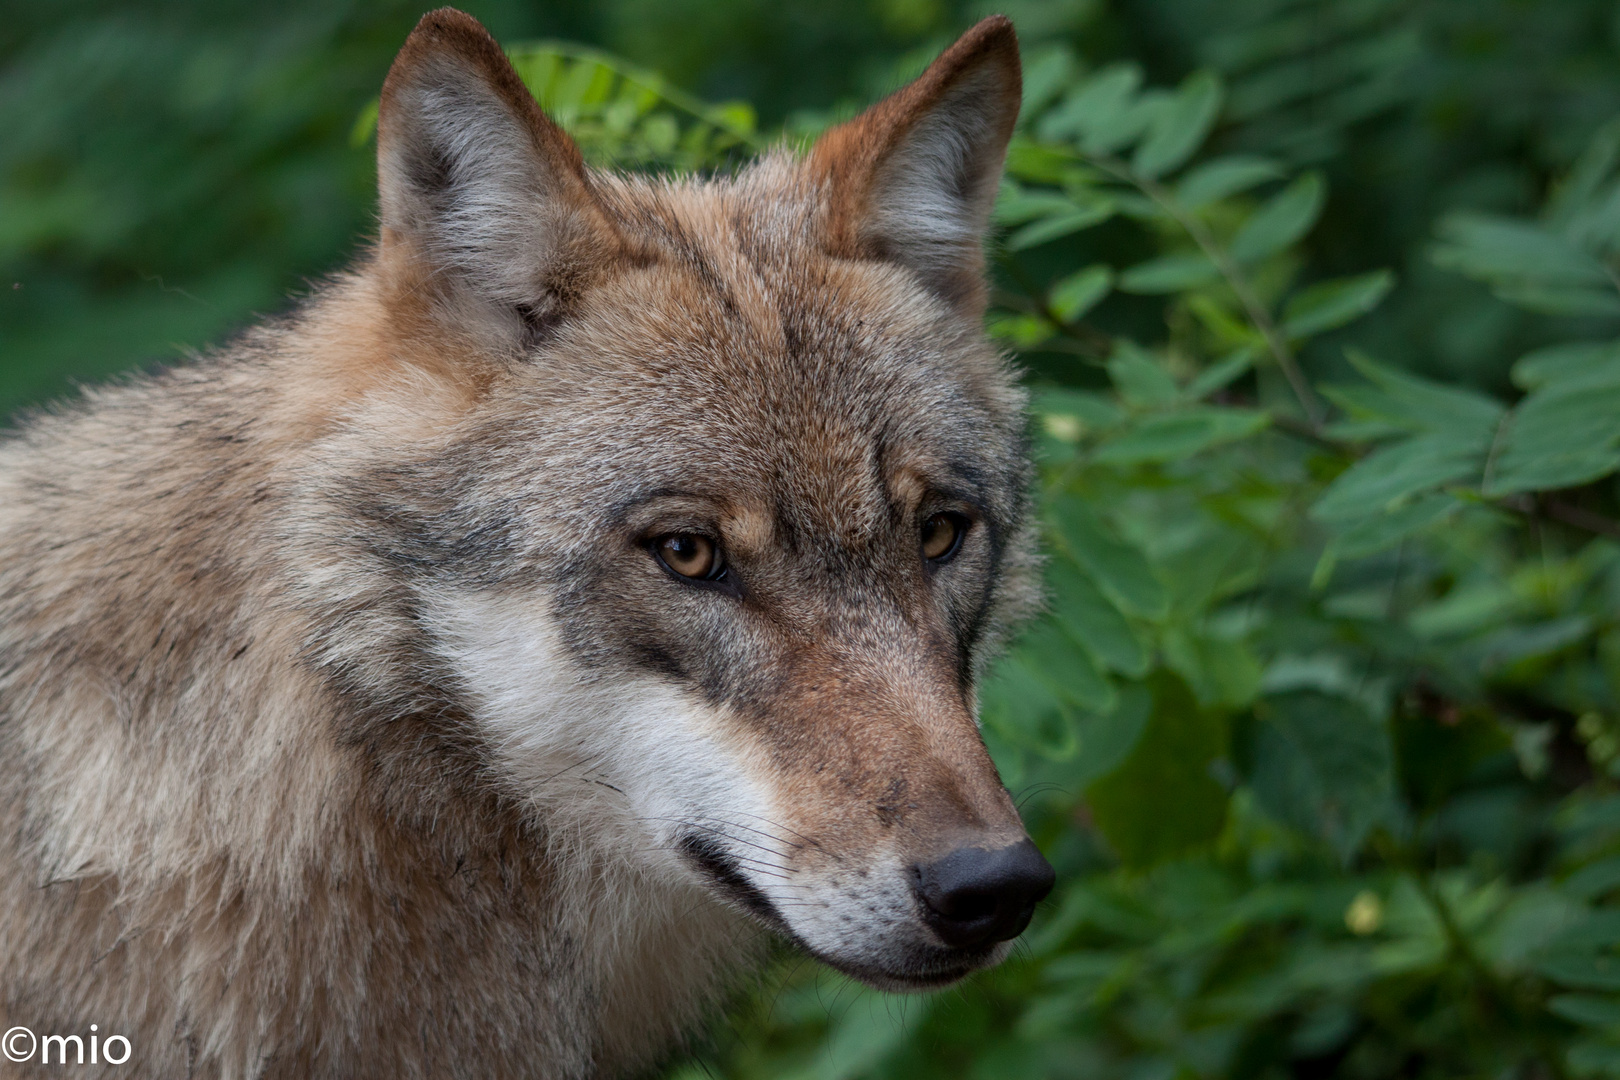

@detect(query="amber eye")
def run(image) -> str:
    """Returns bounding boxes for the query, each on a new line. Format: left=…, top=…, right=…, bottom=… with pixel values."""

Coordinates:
left=921, top=512, right=968, bottom=562
left=654, top=533, right=724, bottom=580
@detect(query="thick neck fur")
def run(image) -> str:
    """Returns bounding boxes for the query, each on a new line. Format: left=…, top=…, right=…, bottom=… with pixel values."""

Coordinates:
left=0, top=270, right=763, bottom=1080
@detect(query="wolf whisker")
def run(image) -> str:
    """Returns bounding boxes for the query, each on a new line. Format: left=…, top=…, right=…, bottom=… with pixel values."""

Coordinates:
left=711, top=810, right=820, bottom=848
left=634, top=816, right=798, bottom=866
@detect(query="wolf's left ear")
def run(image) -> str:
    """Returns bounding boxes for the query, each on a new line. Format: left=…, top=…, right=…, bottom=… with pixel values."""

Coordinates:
left=376, top=8, right=621, bottom=345
left=809, top=16, right=1021, bottom=315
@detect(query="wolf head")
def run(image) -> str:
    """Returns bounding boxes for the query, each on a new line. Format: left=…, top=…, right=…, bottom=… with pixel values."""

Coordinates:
left=319, top=8, right=1050, bottom=991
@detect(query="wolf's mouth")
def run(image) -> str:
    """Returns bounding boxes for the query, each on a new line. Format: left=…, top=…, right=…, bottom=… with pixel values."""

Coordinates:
left=676, top=831, right=1000, bottom=990
left=676, top=831, right=790, bottom=931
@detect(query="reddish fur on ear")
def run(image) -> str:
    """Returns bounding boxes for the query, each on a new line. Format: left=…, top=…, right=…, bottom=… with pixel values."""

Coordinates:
left=809, top=16, right=1022, bottom=314
left=379, top=8, right=589, bottom=202
left=375, top=8, right=623, bottom=347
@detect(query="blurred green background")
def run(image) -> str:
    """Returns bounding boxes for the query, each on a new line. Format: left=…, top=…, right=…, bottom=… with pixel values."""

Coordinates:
left=9, top=2, right=1620, bottom=1078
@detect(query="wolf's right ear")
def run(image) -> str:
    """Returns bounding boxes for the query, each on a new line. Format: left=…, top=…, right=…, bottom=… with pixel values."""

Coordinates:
left=376, top=8, right=621, bottom=345
left=808, top=16, right=1021, bottom=316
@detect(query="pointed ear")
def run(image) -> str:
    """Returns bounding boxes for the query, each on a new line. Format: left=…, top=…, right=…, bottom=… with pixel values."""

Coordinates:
left=808, top=16, right=1021, bottom=314
left=376, top=8, right=621, bottom=345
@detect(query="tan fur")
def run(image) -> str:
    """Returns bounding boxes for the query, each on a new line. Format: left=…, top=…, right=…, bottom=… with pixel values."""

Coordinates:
left=0, top=10, right=1039, bottom=1078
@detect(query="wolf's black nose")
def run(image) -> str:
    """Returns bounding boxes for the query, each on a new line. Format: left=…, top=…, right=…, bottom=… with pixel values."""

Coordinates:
left=913, top=839, right=1055, bottom=949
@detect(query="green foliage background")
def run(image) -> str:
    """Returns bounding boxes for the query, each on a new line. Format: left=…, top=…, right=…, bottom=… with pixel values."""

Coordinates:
left=8, top=2, right=1620, bottom=1077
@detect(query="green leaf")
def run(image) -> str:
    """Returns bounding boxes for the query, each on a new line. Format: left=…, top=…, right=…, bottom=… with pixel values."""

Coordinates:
left=1004, top=138, right=1079, bottom=185
left=500, top=42, right=758, bottom=169
left=1407, top=581, right=1517, bottom=640
left=986, top=312, right=1058, bottom=348
left=1091, top=407, right=1270, bottom=465
left=1478, top=615, right=1594, bottom=670
left=979, top=654, right=1078, bottom=761
left=1248, top=691, right=1398, bottom=860
left=1033, top=388, right=1122, bottom=436
left=1132, top=70, right=1223, bottom=179
left=1551, top=118, right=1620, bottom=228
left=1482, top=885, right=1591, bottom=971
left=1433, top=211, right=1614, bottom=288
left=1536, top=912, right=1620, bottom=990
left=1048, top=264, right=1114, bottom=322
left=1486, top=380, right=1620, bottom=495
left=1164, top=628, right=1264, bottom=708
left=707, top=101, right=756, bottom=135
left=1566, top=856, right=1620, bottom=901
left=1020, top=618, right=1117, bottom=715
left=1091, top=89, right=1169, bottom=158
left=1312, top=433, right=1487, bottom=521
left=1184, top=348, right=1256, bottom=399
left=1325, top=492, right=1458, bottom=560
left=1039, top=64, right=1158, bottom=155
left=1007, top=201, right=1116, bottom=250
left=1188, top=295, right=1263, bottom=349
left=349, top=98, right=378, bottom=148
left=640, top=113, right=678, bottom=154
left=1049, top=559, right=1149, bottom=677
left=1511, top=340, right=1620, bottom=390
left=1349, top=351, right=1507, bottom=430
left=1494, top=283, right=1620, bottom=317
left=1175, top=156, right=1285, bottom=209
left=1319, top=351, right=1506, bottom=442
left=1550, top=992, right=1620, bottom=1028
left=1568, top=1041, right=1620, bottom=1076
left=1086, top=672, right=1228, bottom=868
left=1020, top=44, right=1078, bottom=117
left=1433, top=211, right=1620, bottom=314
left=1559, top=795, right=1620, bottom=840
left=1229, top=173, right=1325, bottom=264
left=773, top=986, right=919, bottom=1080
left=1047, top=495, right=1170, bottom=620
left=1117, top=252, right=1221, bottom=293
left=983, top=609, right=1140, bottom=766
left=1106, top=344, right=1181, bottom=407
left=548, top=57, right=607, bottom=122
left=995, top=188, right=1083, bottom=225
left=1282, top=270, right=1395, bottom=339
left=1071, top=682, right=1155, bottom=786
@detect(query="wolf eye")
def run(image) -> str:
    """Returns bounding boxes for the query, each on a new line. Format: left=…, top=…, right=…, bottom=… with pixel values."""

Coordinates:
left=654, top=533, right=725, bottom=581
left=921, top=512, right=969, bottom=563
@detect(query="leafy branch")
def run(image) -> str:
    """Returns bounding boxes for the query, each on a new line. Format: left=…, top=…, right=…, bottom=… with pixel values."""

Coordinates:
left=1083, top=151, right=1327, bottom=428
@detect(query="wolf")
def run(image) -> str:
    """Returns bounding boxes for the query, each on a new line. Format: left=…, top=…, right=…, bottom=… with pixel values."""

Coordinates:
left=0, top=8, right=1051, bottom=1078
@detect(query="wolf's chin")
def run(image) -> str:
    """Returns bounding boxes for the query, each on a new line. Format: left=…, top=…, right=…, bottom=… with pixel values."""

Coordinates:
left=765, top=910, right=1013, bottom=991
left=804, top=942, right=1008, bottom=992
